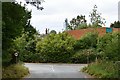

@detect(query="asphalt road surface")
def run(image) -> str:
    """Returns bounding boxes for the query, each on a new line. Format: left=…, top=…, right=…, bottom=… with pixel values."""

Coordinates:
left=24, top=63, right=92, bottom=78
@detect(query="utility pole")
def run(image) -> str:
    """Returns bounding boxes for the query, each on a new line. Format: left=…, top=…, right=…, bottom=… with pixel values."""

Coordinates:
left=118, top=1, right=120, bottom=21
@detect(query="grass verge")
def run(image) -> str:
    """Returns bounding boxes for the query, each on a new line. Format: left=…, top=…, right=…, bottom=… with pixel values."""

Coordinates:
left=2, top=63, right=29, bottom=79
left=82, top=61, right=119, bottom=78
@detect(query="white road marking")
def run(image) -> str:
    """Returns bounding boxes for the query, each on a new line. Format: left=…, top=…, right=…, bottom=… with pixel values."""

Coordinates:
left=51, top=65, right=55, bottom=72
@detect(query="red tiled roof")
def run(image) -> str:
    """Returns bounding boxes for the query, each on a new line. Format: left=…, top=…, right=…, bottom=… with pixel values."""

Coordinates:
left=67, top=27, right=120, bottom=40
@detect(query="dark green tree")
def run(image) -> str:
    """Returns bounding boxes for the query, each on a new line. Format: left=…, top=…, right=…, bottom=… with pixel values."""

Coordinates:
left=20, top=0, right=44, bottom=10
left=50, top=30, right=57, bottom=34
left=89, top=5, right=106, bottom=27
left=24, top=20, right=37, bottom=39
left=66, top=15, right=87, bottom=30
left=2, top=2, right=32, bottom=65
left=110, top=21, right=120, bottom=28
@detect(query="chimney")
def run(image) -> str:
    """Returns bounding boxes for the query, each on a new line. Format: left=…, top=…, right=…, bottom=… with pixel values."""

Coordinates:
left=45, top=28, right=48, bottom=34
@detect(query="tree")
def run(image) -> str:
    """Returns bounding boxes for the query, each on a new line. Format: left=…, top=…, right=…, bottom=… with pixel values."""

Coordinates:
left=110, top=21, right=120, bottom=28
left=74, top=32, right=98, bottom=50
left=24, top=21, right=38, bottom=39
left=20, top=0, right=44, bottom=10
left=36, top=32, right=76, bottom=62
left=2, top=2, right=32, bottom=65
left=66, top=15, right=87, bottom=30
left=97, top=32, right=120, bottom=61
left=50, top=30, right=57, bottom=34
left=89, top=5, right=106, bottom=27
left=13, top=32, right=38, bottom=62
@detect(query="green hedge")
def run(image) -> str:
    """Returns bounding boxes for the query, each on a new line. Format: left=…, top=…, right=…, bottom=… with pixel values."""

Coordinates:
left=74, top=32, right=98, bottom=50
left=36, top=32, right=76, bottom=63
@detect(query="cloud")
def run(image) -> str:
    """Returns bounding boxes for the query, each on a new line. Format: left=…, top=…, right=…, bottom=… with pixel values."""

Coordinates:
left=25, top=0, right=120, bottom=33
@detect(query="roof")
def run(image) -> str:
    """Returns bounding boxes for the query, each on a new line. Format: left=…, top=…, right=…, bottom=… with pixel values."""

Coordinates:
left=67, top=27, right=120, bottom=40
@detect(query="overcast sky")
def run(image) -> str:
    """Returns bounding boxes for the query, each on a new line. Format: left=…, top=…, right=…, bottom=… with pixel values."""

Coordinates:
left=19, top=0, right=120, bottom=34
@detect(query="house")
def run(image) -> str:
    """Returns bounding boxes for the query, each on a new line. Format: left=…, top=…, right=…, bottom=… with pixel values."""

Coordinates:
left=67, top=27, right=120, bottom=40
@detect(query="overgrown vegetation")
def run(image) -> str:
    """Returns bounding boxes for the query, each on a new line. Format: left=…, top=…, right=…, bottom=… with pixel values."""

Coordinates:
left=71, top=49, right=96, bottom=63
left=2, top=63, right=29, bottom=78
left=2, top=2, right=36, bottom=78
left=2, top=1, right=119, bottom=79
left=82, top=32, right=120, bottom=78
left=82, top=61, right=119, bottom=78
left=97, top=32, right=120, bottom=61
left=71, top=32, right=98, bottom=63
left=36, top=32, right=76, bottom=63
left=18, top=32, right=98, bottom=63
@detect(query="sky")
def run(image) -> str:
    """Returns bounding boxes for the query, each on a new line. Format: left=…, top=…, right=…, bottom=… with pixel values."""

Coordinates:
left=18, top=0, right=120, bottom=34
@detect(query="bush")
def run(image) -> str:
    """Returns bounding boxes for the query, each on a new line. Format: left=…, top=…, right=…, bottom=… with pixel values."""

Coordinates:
left=36, top=32, right=76, bottom=63
left=74, top=32, right=98, bottom=50
left=2, top=63, right=29, bottom=78
left=71, top=32, right=98, bottom=64
left=71, top=48, right=96, bottom=63
left=13, top=33, right=38, bottom=62
left=81, top=32, right=120, bottom=78
left=82, top=61, right=119, bottom=78
left=97, top=32, right=120, bottom=61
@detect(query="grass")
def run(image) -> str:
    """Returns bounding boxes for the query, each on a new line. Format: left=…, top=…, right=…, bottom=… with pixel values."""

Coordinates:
left=2, top=63, right=29, bottom=79
left=82, top=60, right=119, bottom=78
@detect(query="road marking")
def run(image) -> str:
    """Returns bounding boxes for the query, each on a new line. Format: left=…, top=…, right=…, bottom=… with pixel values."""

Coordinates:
left=52, top=65, right=55, bottom=72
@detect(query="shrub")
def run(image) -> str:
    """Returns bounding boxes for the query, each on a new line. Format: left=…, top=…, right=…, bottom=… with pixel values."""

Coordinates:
left=82, top=61, right=119, bottom=78
left=2, top=63, right=29, bottom=78
left=71, top=48, right=96, bottom=63
left=13, top=33, right=38, bottom=62
left=74, top=32, right=98, bottom=50
left=36, top=32, right=76, bottom=63
left=97, top=32, right=120, bottom=61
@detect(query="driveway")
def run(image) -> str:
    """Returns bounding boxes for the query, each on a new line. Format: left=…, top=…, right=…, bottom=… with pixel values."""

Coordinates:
left=24, top=63, right=92, bottom=78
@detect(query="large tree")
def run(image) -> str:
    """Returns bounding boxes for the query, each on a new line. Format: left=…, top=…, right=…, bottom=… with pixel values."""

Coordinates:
left=2, top=2, right=32, bottom=65
left=24, top=0, right=44, bottom=10
left=66, top=15, right=87, bottom=30
left=50, top=30, right=57, bottom=34
left=89, top=5, right=106, bottom=27
left=110, top=21, right=120, bottom=28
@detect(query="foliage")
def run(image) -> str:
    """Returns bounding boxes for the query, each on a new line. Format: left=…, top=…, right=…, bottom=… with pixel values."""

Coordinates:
left=97, top=32, right=120, bottom=61
left=77, top=23, right=88, bottom=29
left=89, top=5, right=106, bottom=27
left=36, top=32, right=76, bottom=63
left=74, top=32, right=98, bottom=50
left=70, top=32, right=98, bottom=64
left=13, top=32, right=38, bottom=62
left=66, top=15, right=87, bottom=30
left=82, top=32, right=120, bottom=78
left=82, top=61, right=119, bottom=78
left=24, top=0, right=44, bottom=10
left=24, top=23, right=37, bottom=39
left=2, top=63, right=29, bottom=78
left=110, top=21, right=120, bottom=28
left=50, top=30, right=57, bottom=34
left=71, top=49, right=96, bottom=63
left=2, top=2, right=31, bottom=65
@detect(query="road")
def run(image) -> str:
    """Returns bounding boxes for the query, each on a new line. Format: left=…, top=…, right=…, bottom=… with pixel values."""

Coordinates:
left=24, top=63, right=92, bottom=78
